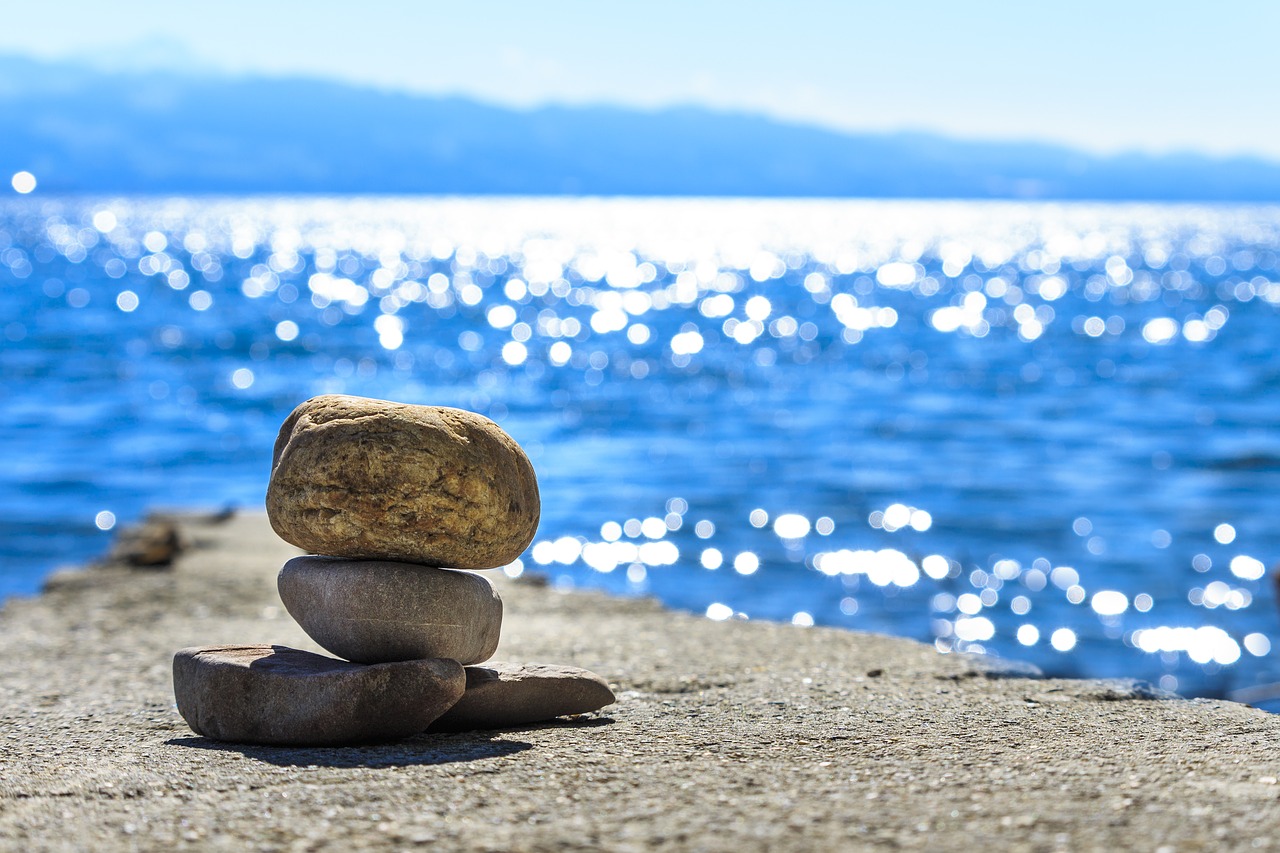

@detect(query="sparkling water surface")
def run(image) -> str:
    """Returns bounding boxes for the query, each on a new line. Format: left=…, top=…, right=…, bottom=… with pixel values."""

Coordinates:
left=3, top=196, right=1280, bottom=705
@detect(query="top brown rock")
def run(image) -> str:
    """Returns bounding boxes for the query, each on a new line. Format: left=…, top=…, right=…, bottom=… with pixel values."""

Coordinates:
left=266, top=395, right=540, bottom=569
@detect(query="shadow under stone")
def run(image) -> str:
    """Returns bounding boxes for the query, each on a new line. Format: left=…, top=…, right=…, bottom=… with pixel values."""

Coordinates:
left=430, top=715, right=617, bottom=735
left=166, top=732, right=533, bottom=767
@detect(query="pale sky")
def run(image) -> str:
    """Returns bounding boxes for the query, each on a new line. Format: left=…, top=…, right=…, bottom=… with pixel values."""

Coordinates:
left=2, top=1, right=1278, bottom=159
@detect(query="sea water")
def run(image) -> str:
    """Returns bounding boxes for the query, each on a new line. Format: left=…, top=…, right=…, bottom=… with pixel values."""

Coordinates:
left=2, top=196, right=1279, bottom=704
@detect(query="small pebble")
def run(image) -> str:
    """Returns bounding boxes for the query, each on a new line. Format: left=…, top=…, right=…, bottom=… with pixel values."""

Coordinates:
left=430, top=662, right=615, bottom=731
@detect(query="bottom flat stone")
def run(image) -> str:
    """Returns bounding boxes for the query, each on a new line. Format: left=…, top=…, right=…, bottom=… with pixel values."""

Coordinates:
left=173, top=644, right=464, bottom=746
left=429, top=662, right=615, bottom=731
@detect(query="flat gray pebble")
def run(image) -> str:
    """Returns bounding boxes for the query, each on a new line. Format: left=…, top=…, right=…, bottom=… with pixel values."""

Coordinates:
left=430, top=662, right=616, bottom=731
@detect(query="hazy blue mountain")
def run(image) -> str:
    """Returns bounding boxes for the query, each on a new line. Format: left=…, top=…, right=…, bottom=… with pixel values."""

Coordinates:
left=3, top=54, right=1279, bottom=199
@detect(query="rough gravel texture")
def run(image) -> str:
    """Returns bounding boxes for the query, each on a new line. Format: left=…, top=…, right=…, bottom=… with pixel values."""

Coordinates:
left=267, top=395, right=540, bottom=569
left=3, top=512, right=1280, bottom=852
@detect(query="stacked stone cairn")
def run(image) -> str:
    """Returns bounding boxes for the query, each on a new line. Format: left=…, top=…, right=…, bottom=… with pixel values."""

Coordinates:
left=173, top=395, right=615, bottom=746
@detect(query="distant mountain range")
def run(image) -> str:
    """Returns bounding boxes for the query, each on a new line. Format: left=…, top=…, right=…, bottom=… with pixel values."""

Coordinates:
left=3, top=54, right=1279, bottom=200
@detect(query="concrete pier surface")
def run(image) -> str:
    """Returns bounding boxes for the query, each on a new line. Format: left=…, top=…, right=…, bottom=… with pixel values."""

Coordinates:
left=2, top=512, right=1279, bottom=851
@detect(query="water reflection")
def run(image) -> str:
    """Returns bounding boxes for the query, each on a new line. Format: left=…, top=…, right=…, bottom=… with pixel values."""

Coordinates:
left=1, top=197, right=1279, bottom=703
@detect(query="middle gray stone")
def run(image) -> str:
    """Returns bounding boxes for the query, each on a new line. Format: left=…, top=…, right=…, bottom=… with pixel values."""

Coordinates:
left=278, top=556, right=502, bottom=665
